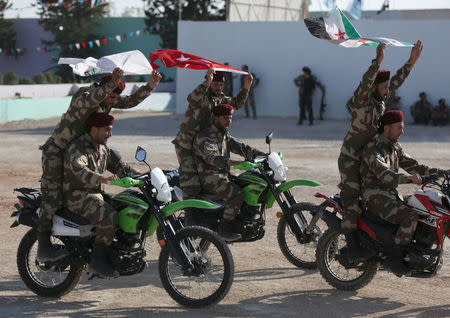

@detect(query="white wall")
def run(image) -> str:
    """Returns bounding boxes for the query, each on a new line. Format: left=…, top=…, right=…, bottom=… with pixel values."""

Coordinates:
left=176, top=19, right=450, bottom=120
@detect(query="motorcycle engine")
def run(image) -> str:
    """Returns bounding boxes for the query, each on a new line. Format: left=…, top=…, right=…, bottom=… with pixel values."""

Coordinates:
left=413, top=222, right=435, bottom=248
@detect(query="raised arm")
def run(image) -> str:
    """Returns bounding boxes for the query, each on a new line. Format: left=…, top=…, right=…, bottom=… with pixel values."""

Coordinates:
left=347, top=44, right=385, bottom=111
left=389, top=41, right=422, bottom=96
left=186, top=68, right=214, bottom=107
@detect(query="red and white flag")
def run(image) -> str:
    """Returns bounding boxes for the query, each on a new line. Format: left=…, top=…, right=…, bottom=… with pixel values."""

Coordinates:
left=149, top=49, right=248, bottom=75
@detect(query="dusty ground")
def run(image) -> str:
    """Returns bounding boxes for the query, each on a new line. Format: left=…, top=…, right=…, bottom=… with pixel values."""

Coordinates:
left=0, top=111, right=449, bottom=318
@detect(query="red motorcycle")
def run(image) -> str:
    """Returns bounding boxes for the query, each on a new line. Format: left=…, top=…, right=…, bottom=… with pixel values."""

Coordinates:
left=314, top=174, right=450, bottom=290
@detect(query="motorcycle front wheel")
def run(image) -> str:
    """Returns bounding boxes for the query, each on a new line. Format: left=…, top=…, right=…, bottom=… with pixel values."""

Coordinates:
left=277, top=202, right=326, bottom=269
left=158, top=226, right=234, bottom=308
left=17, top=228, right=83, bottom=297
left=316, top=228, right=377, bottom=291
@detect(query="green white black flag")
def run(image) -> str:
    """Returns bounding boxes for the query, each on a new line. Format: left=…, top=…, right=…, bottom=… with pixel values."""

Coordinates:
left=304, top=6, right=413, bottom=48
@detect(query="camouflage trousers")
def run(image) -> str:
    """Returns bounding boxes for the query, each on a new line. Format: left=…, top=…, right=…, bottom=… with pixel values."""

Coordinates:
left=299, top=95, right=313, bottom=124
left=201, top=174, right=245, bottom=221
left=338, top=153, right=361, bottom=231
left=67, top=192, right=117, bottom=246
left=174, top=143, right=201, bottom=198
left=363, top=189, right=418, bottom=245
left=38, top=140, right=64, bottom=233
left=244, top=91, right=256, bottom=118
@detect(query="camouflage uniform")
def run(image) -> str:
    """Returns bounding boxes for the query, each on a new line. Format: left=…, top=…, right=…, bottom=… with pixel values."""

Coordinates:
left=223, top=72, right=234, bottom=96
left=431, top=102, right=449, bottom=126
left=64, top=133, right=137, bottom=245
left=193, top=124, right=265, bottom=220
left=172, top=81, right=249, bottom=197
left=410, top=99, right=432, bottom=124
left=339, top=59, right=413, bottom=229
left=38, top=81, right=153, bottom=232
left=241, top=72, right=259, bottom=118
left=360, top=134, right=446, bottom=244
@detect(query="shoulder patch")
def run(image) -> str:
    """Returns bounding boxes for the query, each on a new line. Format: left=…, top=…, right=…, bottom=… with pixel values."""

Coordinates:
left=376, top=153, right=386, bottom=163
left=204, top=141, right=217, bottom=151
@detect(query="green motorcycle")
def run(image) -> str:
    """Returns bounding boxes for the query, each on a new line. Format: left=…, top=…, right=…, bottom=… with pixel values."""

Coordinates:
left=173, top=132, right=325, bottom=269
left=11, top=147, right=234, bottom=308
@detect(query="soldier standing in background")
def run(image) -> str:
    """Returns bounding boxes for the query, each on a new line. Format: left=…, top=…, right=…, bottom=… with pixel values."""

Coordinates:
left=410, top=92, right=432, bottom=124
left=431, top=98, right=449, bottom=126
left=293, top=66, right=324, bottom=125
left=222, top=63, right=234, bottom=97
left=173, top=68, right=253, bottom=198
left=37, top=68, right=162, bottom=262
left=240, top=65, right=259, bottom=119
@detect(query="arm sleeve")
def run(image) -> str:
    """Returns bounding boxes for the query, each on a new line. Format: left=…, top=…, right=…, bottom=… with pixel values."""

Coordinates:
left=398, top=147, right=446, bottom=177
left=221, top=88, right=249, bottom=110
left=106, top=148, right=140, bottom=177
left=388, top=62, right=413, bottom=97
left=362, top=149, right=410, bottom=188
left=74, top=80, right=116, bottom=109
left=194, top=136, right=230, bottom=169
left=187, top=82, right=210, bottom=107
left=69, top=148, right=101, bottom=186
left=229, top=136, right=266, bottom=159
left=346, top=59, right=380, bottom=112
left=113, top=84, right=153, bottom=110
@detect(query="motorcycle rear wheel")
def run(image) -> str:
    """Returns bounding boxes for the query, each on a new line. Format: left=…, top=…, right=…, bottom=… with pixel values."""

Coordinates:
left=277, top=202, right=325, bottom=269
left=158, top=226, right=234, bottom=308
left=17, top=228, right=83, bottom=297
left=316, top=228, right=377, bottom=291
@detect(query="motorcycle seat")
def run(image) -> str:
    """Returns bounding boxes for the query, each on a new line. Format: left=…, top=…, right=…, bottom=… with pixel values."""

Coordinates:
left=360, top=212, right=398, bottom=245
left=56, top=208, right=91, bottom=226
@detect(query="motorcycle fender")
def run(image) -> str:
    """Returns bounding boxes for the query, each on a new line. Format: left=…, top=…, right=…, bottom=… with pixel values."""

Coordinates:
left=147, top=200, right=219, bottom=236
left=266, top=179, right=322, bottom=208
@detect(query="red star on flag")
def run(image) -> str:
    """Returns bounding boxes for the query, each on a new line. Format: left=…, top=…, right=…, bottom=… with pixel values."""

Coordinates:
left=335, top=29, right=346, bottom=39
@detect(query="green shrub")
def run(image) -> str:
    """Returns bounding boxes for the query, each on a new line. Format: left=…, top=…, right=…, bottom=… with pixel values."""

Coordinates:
left=0, top=73, right=3, bottom=85
left=19, top=77, right=34, bottom=84
left=33, top=73, right=48, bottom=84
left=4, top=71, right=19, bottom=85
left=44, top=72, right=62, bottom=84
left=125, top=75, right=137, bottom=82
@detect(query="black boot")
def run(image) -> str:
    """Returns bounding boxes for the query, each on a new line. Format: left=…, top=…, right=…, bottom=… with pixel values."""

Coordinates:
left=345, top=232, right=374, bottom=262
left=89, top=243, right=119, bottom=279
left=37, top=231, right=68, bottom=262
left=385, top=244, right=411, bottom=277
left=218, top=219, right=241, bottom=242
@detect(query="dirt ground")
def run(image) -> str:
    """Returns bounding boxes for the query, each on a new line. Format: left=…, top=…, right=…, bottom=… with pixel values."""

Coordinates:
left=0, top=111, right=449, bottom=318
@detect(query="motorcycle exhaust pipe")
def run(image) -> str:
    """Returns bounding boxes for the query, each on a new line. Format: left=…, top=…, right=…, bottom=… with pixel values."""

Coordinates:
left=10, top=210, right=39, bottom=228
left=320, top=209, right=342, bottom=230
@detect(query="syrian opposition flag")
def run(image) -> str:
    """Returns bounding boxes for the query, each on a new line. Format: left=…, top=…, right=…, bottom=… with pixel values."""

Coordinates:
left=149, top=49, right=248, bottom=74
left=304, top=6, right=413, bottom=48
left=58, top=50, right=152, bottom=76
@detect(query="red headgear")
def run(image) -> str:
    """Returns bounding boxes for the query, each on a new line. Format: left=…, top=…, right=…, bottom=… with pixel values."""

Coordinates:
left=86, top=112, right=115, bottom=127
left=379, top=110, right=404, bottom=125
left=205, top=71, right=226, bottom=83
left=374, top=70, right=390, bottom=84
left=100, top=75, right=126, bottom=94
left=213, top=104, right=234, bottom=116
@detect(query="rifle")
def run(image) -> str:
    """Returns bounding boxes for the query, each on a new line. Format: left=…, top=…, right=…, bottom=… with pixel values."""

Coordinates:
left=318, top=83, right=326, bottom=120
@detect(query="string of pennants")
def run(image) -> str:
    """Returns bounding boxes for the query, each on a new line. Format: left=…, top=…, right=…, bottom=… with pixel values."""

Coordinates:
left=0, top=27, right=156, bottom=56
left=0, top=0, right=106, bottom=13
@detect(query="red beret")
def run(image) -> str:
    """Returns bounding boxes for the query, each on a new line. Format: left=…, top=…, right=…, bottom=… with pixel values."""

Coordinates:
left=213, top=104, right=234, bottom=116
left=379, top=110, right=403, bottom=125
left=205, top=71, right=225, bottom=83
left=374, top=70, right=390, bottom=84
left=86, top=112, right=115, bottom=127
left=100, top=75, right=126, bottom=94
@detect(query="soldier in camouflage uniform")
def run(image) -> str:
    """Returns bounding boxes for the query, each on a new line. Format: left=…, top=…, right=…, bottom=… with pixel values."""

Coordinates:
left=37, top=68, right=162, bottom=262
left=64, top=112, right=138, bottom=278
left=339, top=41, right=424, bottom=233
left=293, top=66, right=324, bottom=125
left=193, top=104, right=265, bottom=241
left=360, top=110, right=447, bottom=276
left=431, top=98, right=449, bottom=126
left=173, top=68, right=253, bottom=199
left=222, top=63, right=234, bottom=96
left=410, top=92, right=432, bottom=124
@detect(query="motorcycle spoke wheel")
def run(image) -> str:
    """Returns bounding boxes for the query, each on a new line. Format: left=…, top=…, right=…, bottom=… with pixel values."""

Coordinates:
left=17, top=229, right=83, bottom=297
left=316, top=228, right=377, bottom=291
left=277, top=202, right=325, bottom=269
left=158, top=226, right=234, bottom=308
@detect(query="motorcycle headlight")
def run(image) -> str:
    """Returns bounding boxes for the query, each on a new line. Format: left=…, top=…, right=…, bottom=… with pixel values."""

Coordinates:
left=276, top=165, right=286, bottom=181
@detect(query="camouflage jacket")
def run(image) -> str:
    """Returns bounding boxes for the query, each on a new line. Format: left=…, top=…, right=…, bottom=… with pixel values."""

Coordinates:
left=63, top=133, right=136, bottom=198
left=173, top=81, right=249, bottom=150
left=48, top=81, right=153, bottom=150
left=411, top=100, right=432, bottom=113
left=293, top=74, right=323, bottom=97
left=340, top=59, right=413, bottom=160
left=193, top=124, right=265, bottom=177
left=360, top=134, right=445, bottom=194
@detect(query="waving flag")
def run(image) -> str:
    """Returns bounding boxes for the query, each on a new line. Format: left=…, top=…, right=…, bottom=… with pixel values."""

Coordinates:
left=149, top=50, right=248, bottom=75
left=304, top=6, right=413, bottom=48
left=59, top=50, right=152, bottom=76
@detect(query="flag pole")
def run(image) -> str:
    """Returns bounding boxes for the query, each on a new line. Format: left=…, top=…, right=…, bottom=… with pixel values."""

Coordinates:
left=302, top=0, right=309, bottom=19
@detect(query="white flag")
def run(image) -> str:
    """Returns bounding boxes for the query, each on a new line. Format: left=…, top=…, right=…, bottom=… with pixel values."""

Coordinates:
left=115, top=35, right=121, bottom=43
left=95, top=40, right=101, bottom=47
left=58, top=50, right=153, bottom=76
left=75, top=43, right=80, bottom=50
